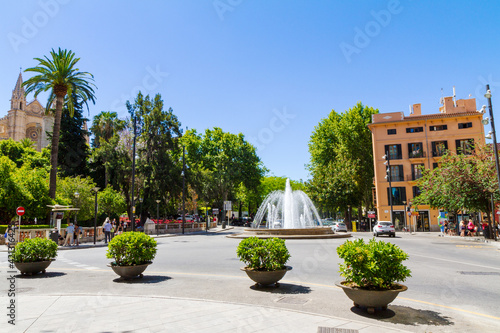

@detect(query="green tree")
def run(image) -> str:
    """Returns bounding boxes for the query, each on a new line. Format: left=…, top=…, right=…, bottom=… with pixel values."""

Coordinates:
left=413, top=146, right=498, bottom=237
left=23, top=48, right=96, bottom=199
left=308, top=102, right=378, bottom=219
left=126, top=92, right=183, bottom=221
left=90, top=111, right=125, bottom=148
left=0, top=139, right=49, bottom=169
left=183, top=127, right=264, bottom=216
left=57, top=95, right=90, bottom=178
left=98, top=186, right=127, bottom=220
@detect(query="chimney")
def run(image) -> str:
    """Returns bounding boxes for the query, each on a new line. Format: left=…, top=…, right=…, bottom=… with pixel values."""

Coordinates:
left=412, top=103, right=421, bottom=116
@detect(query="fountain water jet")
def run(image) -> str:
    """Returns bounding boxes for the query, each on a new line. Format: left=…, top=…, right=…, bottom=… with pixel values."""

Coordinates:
left=252, top=179, right=323, bottom=229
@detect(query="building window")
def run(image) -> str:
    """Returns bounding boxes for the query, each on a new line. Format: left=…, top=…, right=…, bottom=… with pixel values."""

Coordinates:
left=412, top=186, right=421, bottom=198
left=458, top=122, right=472, bottom=129
left=456, top=139, right=474, bottom=155
left=406, top=127, right=424, bottom=133
left=389, top=165, right=404, bottom=181
left=387, top=187, right=407, bottom=205
left=387, top=129, right=396, bottom=135
left=430, top=125, right=447, bottom=131
left=433, top=162, right=439, bottom=169
left=384, top=144, right=402, bottom=160
left=408, top=142, right=424, bottom=158
left=431, top=141, right=448, bottom=157
left=411, top=164, right=424, bottom=180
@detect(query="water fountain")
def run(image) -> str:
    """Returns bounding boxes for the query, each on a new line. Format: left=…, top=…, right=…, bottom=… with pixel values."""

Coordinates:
left=252, top=179, right=322, bottom=229
left=229, top=179, right=350, bottom=239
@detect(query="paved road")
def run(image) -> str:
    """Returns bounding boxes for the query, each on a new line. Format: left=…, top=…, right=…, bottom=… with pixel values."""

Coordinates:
left=1, top=228, right=499, bottom=332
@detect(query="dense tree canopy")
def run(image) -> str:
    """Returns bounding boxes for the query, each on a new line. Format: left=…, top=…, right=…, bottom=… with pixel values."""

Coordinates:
left=307, top=102, right=378, bottom=216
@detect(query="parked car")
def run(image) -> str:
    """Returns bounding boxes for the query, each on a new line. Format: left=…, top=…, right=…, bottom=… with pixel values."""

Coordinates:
left=332, top=222, right=348, bottom=232
left=177, top=215, right=194, bottom=222
left=323, top=218, right=335, bottom=226
left=373, top=221, right=396, bottom=237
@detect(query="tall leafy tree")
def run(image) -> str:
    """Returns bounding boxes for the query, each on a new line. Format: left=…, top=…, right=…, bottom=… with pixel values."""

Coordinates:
left=183, top=127, right=264, bottom=216
left=90, top=111, right=126, bottom=187
left=308, top=102, right=378, bottom=219
left=413, top=146, right=498, bottom=237
left=23, top=48, right=96, bottom=199
left=126, top=92, right=183, bottom=221
left=56, top=95, right=90, bottom=178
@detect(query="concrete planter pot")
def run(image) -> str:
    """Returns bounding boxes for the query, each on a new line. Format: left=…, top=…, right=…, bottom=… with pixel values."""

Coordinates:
left=108, top=262, right=151, bottom=279
left=241, top=266, right=292, bottom=286
left=15, top=260, right=53, bottom=275
left=336, top=281, right=407, bottom=314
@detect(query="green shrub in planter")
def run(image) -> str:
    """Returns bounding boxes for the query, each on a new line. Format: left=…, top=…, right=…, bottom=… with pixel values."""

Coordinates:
left=236, top=237, right=290, bottom=271
left=11, top=238, right=58, bottom=263
left=106, top=232, right=157, bottom=266
left=337, top=238, right=411, bottom=290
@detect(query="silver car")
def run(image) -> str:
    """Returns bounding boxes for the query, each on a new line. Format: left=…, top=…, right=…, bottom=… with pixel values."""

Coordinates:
left=373, top=221, right=396, bottom=237
left=332, top=222, right=348, bottom=232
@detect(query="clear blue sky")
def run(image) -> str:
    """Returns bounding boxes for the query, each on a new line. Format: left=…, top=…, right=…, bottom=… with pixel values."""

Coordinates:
left=1, top=0, right=499, bottom=181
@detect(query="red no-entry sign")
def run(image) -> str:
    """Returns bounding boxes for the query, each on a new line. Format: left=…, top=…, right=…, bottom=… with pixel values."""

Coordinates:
left=16, top=206, right=25, bottom=216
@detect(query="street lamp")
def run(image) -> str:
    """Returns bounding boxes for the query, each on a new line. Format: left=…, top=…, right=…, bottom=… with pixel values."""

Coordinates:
left=402, top=200, right=407, bottom=232
left=92, top=187, right=100, bottom=244
left=74, top=191, right=80, bottom=224
left=485, top=85, right=499, bottom=241
left=347, top=205, right=351, bottom=231
left=130, top=114, right=137, bottom=232
left=182, top=145, right=186, bottom=235
left=383, top=153, right=394, bottom=225
left=156, top=199, right=160, bottom=236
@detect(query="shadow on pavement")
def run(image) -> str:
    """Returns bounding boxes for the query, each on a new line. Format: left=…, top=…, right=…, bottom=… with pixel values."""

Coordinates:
left=17, top=272, right=67, bottom=279
left=113, top=275, right=172, bottom=284
left=250, top=283, right=312, bottom=294
left=351, top=305, right=454, bottom=326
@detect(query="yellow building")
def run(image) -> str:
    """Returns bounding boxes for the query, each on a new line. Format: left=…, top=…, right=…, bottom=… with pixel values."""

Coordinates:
left=368, top=95, right=486, bottom=231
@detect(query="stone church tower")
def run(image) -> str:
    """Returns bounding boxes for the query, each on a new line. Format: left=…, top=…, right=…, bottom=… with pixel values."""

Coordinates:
left=0, top=72, right=53, bottom=151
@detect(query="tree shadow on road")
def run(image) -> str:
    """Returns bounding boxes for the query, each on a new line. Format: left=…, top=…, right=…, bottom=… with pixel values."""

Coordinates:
left=249, top=283, right=311, bottom=294
left=17, top=272, right=67, bottom=279
left=113, top=275, right=172, bottom=284
left=351, top=305, right=454, bottom=327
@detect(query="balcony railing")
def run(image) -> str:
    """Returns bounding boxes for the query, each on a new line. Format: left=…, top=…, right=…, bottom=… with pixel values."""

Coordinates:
left=432, top=150, right=447, bottom=157
left=388, top=175, right=405, bottom=182
left=409, top=151, right=426, bottom=159
left=406, top=174, right=423, bottom=181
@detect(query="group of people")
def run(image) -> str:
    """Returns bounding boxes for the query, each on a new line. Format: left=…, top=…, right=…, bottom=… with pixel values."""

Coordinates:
left=61, top=222, right=82, bottom=246
left=103, top=217, right=127, bottom=244
left=439, top=219, right=494, bottom=237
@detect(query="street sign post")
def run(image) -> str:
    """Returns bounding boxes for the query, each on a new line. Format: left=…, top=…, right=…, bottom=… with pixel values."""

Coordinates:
left=16, top=206, right=25, bottom=242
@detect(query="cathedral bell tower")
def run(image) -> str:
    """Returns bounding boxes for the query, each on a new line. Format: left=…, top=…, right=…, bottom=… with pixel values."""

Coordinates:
left=11, top=72, right=26, bottom=111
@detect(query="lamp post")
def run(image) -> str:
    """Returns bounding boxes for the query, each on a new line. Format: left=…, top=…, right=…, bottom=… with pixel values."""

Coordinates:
left=485, top=85, right=499, bottom=241
left=182, top=145, right=186, bottom=235
left=402, top=200, right=407, bottom=232
left=74, top=191, right=80, bottom=224
left=156, top=199, right=160, bottom=236
left=347, top=205, right=351, bottom=231
left=130, top=114, right=137, bottom=232
left=383, top=152, right=394, bottom=225
left=92, top=187, right=100, bottom=244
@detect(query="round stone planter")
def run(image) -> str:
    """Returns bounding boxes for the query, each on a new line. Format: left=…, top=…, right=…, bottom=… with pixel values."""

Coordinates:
left=241, top=266, right=292, bottom=286
left=108, top=262, right=151, bottom=279
left=336, top=281, right=407, bottom=314
left=15, top=260, right=53, bottom=275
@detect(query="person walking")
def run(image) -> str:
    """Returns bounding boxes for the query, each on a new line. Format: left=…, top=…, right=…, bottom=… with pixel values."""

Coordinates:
left=73, top=223, right=80, bottom=246
left=63, top=223, right=75, bottom=246
left=103, top=219, right=112, bottom=244
left=467, top=219, right=475, bottom=237
left=460, top=221, right=466, bottom=237
left=116, top=220, right=123, bottom=235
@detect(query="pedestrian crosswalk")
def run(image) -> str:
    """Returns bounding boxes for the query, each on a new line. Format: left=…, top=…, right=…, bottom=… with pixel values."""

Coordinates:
left=56, top=255, right=100, bottom=271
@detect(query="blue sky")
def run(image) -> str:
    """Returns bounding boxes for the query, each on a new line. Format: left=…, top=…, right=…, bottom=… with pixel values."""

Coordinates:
left=1, top=0, right=499, bottom=181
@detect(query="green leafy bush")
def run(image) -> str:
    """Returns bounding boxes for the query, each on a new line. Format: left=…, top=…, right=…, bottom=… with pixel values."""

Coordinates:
left=337, top=238, right=411, bottom=290
left=106, top=232, right=157, bottom=266
left=11, top=238, right=58, bottom=263
left=236, top=237, right=290, bottom=271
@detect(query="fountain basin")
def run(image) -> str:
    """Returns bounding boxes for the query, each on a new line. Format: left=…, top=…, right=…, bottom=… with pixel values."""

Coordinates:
left=227, top=227, right=351, bottom=240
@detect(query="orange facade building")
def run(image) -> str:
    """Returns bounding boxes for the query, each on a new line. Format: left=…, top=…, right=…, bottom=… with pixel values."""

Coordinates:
left=368, top=96, right=486, bottom=231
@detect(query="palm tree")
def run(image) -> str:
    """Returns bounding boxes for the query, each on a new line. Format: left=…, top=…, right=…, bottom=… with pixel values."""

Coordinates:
left=23, top=48, right=96, bottom=199
left=90, top=111, right=126, bottom=148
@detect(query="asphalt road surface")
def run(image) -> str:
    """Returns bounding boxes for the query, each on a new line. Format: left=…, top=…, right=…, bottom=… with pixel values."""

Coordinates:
left=1, top=228, right=499, bottom=332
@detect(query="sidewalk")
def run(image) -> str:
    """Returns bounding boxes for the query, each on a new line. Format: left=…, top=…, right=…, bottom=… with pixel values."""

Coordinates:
left=7, top=295, right=410, bottom=333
